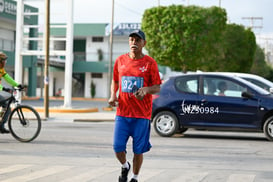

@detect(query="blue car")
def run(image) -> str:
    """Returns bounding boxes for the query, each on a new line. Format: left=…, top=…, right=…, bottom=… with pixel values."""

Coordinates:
left=152, top=73, right=273, bottom=141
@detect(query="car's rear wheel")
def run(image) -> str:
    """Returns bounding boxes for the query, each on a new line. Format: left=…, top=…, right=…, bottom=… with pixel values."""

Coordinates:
left=263, top=116, right=273, bottom=141
left=153, top=111, right=180, bottom=137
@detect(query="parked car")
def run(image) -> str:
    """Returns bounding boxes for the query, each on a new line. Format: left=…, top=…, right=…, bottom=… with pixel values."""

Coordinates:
left=152, top=73, right=273, bottom=141
left=201, top=71, right=273, bottom=93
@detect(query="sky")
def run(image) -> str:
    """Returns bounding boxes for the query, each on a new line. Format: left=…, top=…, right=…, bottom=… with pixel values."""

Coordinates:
left=25, top=0, right=273, bottom=35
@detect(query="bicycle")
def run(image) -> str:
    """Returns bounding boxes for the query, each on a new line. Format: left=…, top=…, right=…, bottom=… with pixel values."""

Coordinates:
left=0, top=87, right=41, bottom=142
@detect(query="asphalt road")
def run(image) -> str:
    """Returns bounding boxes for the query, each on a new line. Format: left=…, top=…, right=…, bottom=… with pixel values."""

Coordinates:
left=0, top=120, right=273, bottom=182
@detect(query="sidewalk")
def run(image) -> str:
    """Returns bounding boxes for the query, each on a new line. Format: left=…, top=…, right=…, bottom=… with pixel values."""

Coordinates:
left=44, top=111, right=116, bottom=123
left=22, top=97, right=116, bottom=122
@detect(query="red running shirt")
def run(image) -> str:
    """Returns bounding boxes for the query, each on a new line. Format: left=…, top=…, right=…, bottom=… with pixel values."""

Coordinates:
left=113, top=54, right=161, bottom=119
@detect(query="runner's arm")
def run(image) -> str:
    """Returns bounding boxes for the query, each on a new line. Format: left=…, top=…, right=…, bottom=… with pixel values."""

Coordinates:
left=108, top=80, right=119, bottom=107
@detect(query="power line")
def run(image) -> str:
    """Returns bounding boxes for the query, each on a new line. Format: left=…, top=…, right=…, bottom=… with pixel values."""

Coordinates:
left=242, top=17, right=263, bottom=33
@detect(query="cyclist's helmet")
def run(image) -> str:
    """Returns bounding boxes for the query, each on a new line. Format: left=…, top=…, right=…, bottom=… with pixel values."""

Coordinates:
left=0, top=52, right=8, bottom=62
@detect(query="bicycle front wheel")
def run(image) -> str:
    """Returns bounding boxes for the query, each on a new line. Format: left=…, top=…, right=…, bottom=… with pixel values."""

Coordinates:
left=8, top=105, right=42, bottom=142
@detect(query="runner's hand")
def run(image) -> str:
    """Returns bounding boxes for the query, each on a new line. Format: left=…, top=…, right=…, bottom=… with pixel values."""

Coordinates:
left=108, top=96, right=118, bottom=107
left=134, top=88, right=146, bottom=100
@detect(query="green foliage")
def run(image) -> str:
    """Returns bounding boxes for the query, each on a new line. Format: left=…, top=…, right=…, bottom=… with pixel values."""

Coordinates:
left=90, top=81, right=96, bottom=98
left=142, top=5, right=227, bottom=72
left=217, top=24, right=256, bottom=72
left=250, top=45, right=273, bottom=80
left=142, top=5, right=258, bottom=73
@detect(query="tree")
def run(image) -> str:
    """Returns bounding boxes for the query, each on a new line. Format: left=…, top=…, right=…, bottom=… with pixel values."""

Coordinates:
left=218, top=24, right=256, bottom=72
left=142, top=5, right=227, bottom=72
left=90, top=81, right=96, bottom=98
left=250, top=45, right=273, bottom=79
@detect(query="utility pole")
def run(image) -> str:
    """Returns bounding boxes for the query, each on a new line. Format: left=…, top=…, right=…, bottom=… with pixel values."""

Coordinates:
left=256, top=36, right=273, bottom=63
left=242, top=17, right=263, bottom=33
left=44, top=0, right=50, bottom=118
left=108, top=0, right=114, bottom=99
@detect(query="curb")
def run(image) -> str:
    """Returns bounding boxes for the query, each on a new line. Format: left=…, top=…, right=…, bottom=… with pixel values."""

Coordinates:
left=73, top=119, right=115, bottom=122
left=22, top=96, right=108, bottom=102
left=34, top=107, right=99, bottom=113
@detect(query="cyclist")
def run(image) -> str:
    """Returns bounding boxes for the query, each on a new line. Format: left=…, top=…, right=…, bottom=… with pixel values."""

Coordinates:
left=0, top=52, right=22, bottom=134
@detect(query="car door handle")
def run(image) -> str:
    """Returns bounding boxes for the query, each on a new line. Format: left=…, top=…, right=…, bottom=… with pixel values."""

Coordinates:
left=201, top=99, right=208, bottom=105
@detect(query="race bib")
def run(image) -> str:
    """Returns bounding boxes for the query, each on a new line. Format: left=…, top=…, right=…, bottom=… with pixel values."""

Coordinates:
left=121, top=76, right=143, bottom=93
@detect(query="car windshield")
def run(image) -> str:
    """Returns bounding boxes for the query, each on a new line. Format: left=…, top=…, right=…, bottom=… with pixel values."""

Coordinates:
left=241, top=77, right=273, bottom=92
left=198, top=71, right=273, bottom=94
left=237, top=77, right=270, bottom=95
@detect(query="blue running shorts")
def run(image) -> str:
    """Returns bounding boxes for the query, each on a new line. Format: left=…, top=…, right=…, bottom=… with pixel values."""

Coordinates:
left=113, top=116, right=152, bottom=154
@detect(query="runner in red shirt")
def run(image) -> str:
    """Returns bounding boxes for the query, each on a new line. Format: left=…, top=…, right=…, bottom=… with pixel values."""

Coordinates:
left=108, top=30, right=161, bottom=182
left=113, top=54, right=160, bottom=119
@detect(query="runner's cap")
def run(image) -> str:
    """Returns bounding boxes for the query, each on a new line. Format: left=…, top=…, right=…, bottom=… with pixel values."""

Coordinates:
left=129, top=30, right=146, bottom=40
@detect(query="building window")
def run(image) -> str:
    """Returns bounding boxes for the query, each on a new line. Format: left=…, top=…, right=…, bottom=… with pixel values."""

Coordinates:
left=0, top=28, right=15, bottom=51
left=2, top=39, right=14, bottom=51
left=91, top=73, right=102, bottom=78
left=92, top=37, right=103, bottom=42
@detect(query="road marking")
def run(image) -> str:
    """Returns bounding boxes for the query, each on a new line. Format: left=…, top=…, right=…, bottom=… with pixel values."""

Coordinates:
left=227, top=174, right=256, bottom=182
left=0, top=165, right=33, bottom=174
left=0, top=164, right=258, bottom=182
left=1, top=165, right=72, bottom=182
left=171, top=172, right=208, bottom=182
left=60, top=167, right=116, bottom=182
left=141, top=169, right=165, bottom=181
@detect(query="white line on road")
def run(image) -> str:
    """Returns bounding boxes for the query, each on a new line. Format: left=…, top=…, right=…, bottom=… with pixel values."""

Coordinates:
left=59, top=167, right=117, bottom=182
left=227, top=174, right=256, bottom=182
left=141, top=169, right=165, bottom=181
left=0, top=165, right=33, bottom=175
left=171, top=172, right=208, bottom=182
left=1, top=165, right=72, bottom=182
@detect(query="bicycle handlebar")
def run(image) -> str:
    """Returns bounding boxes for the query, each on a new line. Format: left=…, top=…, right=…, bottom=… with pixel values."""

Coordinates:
left=2, top=85, right=26, bottom=94
left=14, top=86, right=26, bottom=92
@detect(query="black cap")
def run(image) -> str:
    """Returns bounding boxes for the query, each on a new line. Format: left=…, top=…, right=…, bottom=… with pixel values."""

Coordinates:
left=129, top=30, right=146, bottom=40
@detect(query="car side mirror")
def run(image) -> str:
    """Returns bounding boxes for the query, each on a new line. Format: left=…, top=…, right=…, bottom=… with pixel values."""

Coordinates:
left=241, top=91, right=253, bottom=99
left=269, top=88, right=273, bottom=94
